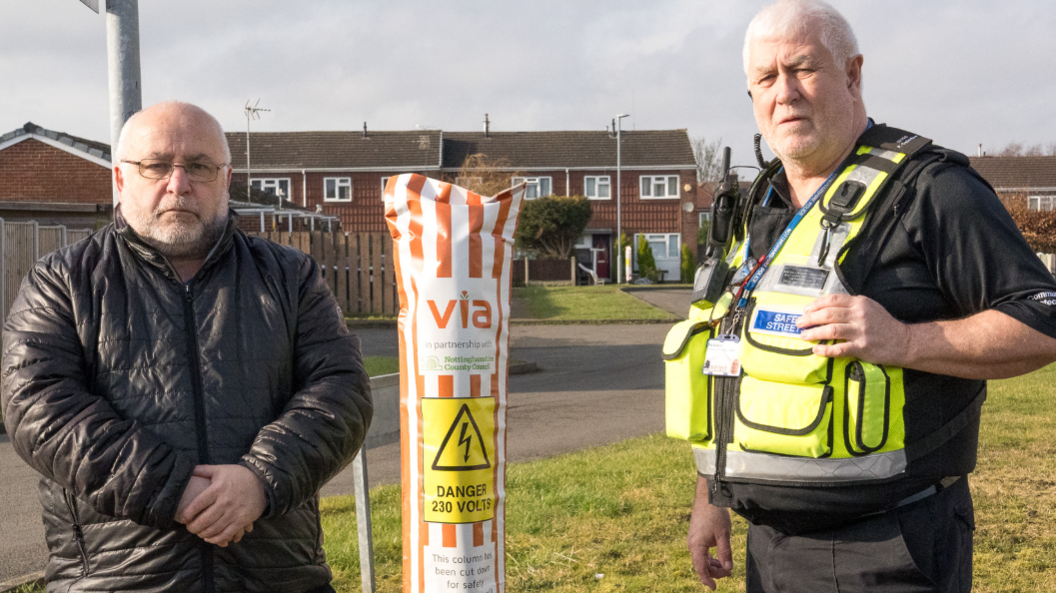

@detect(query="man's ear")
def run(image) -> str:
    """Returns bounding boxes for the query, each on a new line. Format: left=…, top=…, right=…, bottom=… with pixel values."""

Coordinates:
left=114, top=164, right=125, bottom=196
left=847, top=54, right=864, bottom=96
left=224, top=165, right=233, bottom=189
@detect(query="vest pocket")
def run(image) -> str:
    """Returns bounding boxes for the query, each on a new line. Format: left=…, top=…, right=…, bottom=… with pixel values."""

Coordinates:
left=843, top=361, right=891, bottom=455
left=738, top=299, right=833, bottom=384
left=664, top=319, right=714, bottom=444
left=734, top=376, right=833, bottom=457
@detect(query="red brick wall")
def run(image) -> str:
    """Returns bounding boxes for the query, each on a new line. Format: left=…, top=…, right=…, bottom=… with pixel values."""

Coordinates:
left=0, top=139, right=112, bottom=204
left=573, top=168, right=697, bottom=251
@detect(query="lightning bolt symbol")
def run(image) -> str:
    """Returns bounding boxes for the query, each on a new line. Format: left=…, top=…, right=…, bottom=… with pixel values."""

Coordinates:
left=458, top=422, right=472, bottom=463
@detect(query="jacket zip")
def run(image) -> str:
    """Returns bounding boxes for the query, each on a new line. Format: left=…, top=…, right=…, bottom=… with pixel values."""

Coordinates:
left=63, top=489, right=90, bottom=576
left=183, top=284, right=215, bottom=593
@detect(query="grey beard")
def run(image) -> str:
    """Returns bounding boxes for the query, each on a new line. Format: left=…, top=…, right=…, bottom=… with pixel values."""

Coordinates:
left=139, top=213, right=228, bottom=261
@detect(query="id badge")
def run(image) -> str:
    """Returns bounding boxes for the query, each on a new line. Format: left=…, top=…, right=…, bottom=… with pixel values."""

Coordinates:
left=702, top=336, right=742, bottom=377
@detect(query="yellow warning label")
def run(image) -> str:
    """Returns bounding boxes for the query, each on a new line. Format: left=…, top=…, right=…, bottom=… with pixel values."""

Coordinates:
left=423, top=397, right=496, bottom=523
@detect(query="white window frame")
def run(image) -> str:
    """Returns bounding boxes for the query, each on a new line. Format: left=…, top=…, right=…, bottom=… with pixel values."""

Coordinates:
left=639, top=175, right=680, bottom=200
left=584, top=175, right=611, bottom=200
left=380, top=177, right=390, bottom=200
left=323, top=177, right=352, bottom=202
left=512, top=176, right=553, bottom=200
left=632, top=232, right=681, bottom=267
left=251, top=177, right=292, bottom=201
left=699, top=211, right=711, bottom=226
left=1028, top=195, right=1055, bottom=211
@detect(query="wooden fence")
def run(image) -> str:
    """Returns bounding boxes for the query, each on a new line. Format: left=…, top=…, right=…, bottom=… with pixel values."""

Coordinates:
left=0, top=224, right=396, bottom=326
left=512, top=257, right=577, bottom=286
left=0, top=220, right=92, bottom=327
left=247, top=231, right=398, bottom=317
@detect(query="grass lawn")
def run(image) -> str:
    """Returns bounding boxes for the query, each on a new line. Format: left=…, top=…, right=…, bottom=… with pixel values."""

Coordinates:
left=514, top=284, right=677, bottom=322
left=319, top=363, right=1056, bottom=592
left=363, top=356, right=399, bottom=378
left=10, top=366, right=1051, bottom=593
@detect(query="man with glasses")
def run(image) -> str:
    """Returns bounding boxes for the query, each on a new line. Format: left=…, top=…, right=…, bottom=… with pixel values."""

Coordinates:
left=2, top=101, right=372, bottom=592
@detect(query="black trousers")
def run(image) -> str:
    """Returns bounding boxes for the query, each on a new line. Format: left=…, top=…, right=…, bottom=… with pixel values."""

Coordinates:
left=746, top=477, right=974, bottom=593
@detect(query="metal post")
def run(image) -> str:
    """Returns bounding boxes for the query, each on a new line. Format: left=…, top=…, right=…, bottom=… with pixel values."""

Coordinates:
left=246, top=115, right=252, bottom=202
left=615, top=113, right=629, bottom=283
left=105, top=0, right=143, bottom=206
left=352, top=450, right=376, bottom=593
left=244, top=101, right=270, bottom=203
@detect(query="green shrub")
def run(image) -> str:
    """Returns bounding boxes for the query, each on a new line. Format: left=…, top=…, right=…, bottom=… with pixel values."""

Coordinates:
left=697, top=220, right=711, bottom=245
left=515, top=195, right=592, bottom=259
left=681, top=243, right=696, bottom=283
left=636, top=235, right=658, bottom=282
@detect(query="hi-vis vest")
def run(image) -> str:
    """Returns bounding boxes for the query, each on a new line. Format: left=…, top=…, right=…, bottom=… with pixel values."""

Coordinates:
left=664, top=127, right=982, bottom=487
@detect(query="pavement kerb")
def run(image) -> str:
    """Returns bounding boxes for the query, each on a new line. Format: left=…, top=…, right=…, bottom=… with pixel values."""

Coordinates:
left=0, top=571, right=44, bottom=593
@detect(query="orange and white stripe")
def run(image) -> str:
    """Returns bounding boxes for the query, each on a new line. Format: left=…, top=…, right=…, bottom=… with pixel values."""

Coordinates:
left=385, top=174, right=524, bottom=593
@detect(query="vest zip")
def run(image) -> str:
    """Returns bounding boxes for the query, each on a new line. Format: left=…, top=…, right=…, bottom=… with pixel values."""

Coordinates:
left=183, top=284, right=215, bottom=593
left=711, top=314, right=738, bottom=496
left=63, top=488, right=90, bottom=576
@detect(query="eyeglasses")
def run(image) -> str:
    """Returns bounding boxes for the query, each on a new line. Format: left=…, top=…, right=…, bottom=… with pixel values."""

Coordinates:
left=121, top=159, right=227, bottom=182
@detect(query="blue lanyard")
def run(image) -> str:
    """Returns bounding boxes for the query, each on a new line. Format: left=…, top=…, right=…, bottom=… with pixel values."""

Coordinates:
left=736, top=170, right=839, bottom=308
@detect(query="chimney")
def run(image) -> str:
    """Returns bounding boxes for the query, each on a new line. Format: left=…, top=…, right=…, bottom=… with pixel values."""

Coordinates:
left=978, top=143, right=982, bottom=157
left=484, top=113, right=490, bottom=138
left=363, top=122, right=368, bottom=138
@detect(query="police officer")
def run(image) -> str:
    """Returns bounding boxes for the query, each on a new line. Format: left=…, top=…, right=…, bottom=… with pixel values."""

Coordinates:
left=685, top=1, right=1056, bottom=591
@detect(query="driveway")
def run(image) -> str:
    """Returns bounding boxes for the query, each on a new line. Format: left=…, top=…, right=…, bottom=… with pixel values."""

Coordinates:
left=623, top=286, right=693, bottom=319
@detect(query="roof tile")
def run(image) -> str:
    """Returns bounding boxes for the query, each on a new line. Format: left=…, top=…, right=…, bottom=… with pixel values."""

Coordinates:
left=442, top=130, right=694, bottom=169
left=225, top=130, right=443, bottom=170
left=970, top=156, right=1056, bottom=191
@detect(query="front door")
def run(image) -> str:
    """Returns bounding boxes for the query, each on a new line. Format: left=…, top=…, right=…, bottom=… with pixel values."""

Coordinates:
left=593, top=234, right=611, bottom=280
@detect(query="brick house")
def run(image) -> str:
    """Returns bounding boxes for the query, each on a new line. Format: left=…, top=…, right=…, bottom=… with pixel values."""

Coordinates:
left=0, top=122, right=338, bottom=233
left=226, top=129, right=442, bottom=234
left=0, top=122, right=114, bottom=229
left=970, top=155, right=1056, bottom=210
left=230, top=127, right=697, bottom=281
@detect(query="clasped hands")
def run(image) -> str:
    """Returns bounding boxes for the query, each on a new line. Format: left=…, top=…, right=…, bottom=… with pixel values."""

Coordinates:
left=175, top=464, right=267, bottom=548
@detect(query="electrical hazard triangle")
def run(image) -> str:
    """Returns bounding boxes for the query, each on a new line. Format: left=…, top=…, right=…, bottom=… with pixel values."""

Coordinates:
left=431, top=403, right=491, bottom=471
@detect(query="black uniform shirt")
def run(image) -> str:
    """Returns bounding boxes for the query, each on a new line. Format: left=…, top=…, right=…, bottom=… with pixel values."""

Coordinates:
left=728, top=134, right=1056, bottom=534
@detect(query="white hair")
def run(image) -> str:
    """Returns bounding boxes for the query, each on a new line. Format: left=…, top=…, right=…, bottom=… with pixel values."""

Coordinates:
left=115, top=100, right=232, bottom=164
left=743, top=0, right=859, bottom=75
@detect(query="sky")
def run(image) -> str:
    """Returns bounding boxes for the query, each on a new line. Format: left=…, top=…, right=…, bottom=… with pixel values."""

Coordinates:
left=2, top=0, right=1053, bottom=172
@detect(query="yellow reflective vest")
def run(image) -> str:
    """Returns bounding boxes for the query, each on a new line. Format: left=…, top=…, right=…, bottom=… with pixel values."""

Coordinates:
left=664, top=128, right=978, bottom=487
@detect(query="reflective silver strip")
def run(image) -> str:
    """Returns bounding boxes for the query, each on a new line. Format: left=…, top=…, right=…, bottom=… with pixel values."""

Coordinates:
left=844, top=163, right=884, bottom=189
left=694, top=447, right=717, bottom=475
left=724, top=449, right=907, bottom=483
left=869, top=148, right=902, bottom=162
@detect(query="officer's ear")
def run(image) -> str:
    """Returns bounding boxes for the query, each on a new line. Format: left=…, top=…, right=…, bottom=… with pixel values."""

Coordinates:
left=846, top=54, right=864, bottom=96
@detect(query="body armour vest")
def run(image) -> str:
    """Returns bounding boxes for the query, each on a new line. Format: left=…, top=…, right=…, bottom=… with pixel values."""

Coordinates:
left=664, top=126, right=985, bottom=495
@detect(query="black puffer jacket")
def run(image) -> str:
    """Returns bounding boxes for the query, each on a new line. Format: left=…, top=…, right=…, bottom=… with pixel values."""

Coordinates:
left=1, top=211, right=372, bottom=592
